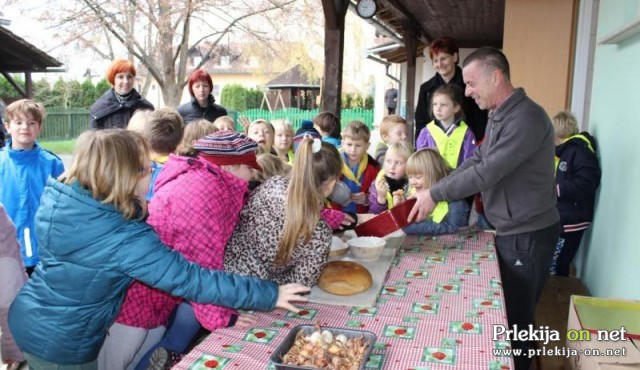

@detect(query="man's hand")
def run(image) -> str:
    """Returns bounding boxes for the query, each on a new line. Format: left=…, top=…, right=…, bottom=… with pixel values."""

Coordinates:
left=407, top=189, right=436, bottom=223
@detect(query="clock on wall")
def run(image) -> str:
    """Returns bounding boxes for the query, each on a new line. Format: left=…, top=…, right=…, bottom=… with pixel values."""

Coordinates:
left=356, top=0, right=377, bottom=19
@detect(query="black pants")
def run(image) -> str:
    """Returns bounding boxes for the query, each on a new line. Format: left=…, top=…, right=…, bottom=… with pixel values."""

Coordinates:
left=387, top=107, right=395, bottom=115
left=549, top=230, right=584, bottom=276
left=495, top=222, right=560, bottom=370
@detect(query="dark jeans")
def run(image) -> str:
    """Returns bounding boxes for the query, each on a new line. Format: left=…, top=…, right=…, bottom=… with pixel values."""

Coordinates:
left=495, top=222, right=560, bottom=370
left=549, top=230, right=584, bottom=276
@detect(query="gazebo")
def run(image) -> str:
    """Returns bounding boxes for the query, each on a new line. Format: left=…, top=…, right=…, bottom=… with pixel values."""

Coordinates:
left=261, top=64, right=321, bottom=111
left=0, top=25, right=63, bottom=98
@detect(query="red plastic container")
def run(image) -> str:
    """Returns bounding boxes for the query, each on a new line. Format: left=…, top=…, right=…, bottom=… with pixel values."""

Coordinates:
left=355, top=198, right=417, bottom=237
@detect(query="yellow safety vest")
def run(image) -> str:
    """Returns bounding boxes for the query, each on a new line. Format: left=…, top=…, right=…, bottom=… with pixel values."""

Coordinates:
left=406, top=187, right=449, bottom=223
left=427, top=121, right=469, bottom=169
left=287, top=150, right=295, bottom=164
left=554, top=134, right=595, bottom=174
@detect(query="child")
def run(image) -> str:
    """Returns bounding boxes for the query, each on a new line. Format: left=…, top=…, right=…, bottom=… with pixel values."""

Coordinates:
left=339, top=120, right=380, bottom=213
left=550, top=111, right=601, bottom=276
left=403, top=149, right=469, bottom=235
left=247, top=119, right=275, bottom=154
left=369, top=142, right=412, bottom=214
left=0, top=204, right=27, bottom=370
left=0, top=99, right=65, bottom=275
left=415, top=84, right=476, bottom=169
left=292, top=120, right=321, bottom=152
left=127, top=108, right=184, bottom=199
left=225, top=138, right=342, bottom=286
left=176, top=118, right=218, bottom=156
left=255, top=152, right=291, bottom=183
left=374, top=114, right=409, bottom=164
left=313, top=111, right=341, bottom=148
left=213, top=115, right=236, bottom=132
left=104, top=130, right=263, bottom=370
left=272, top=119, right=295, bottom=163
left=8, top=129, right=308, bottom=368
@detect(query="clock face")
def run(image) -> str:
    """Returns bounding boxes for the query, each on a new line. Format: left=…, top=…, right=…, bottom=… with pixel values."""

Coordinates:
left=357, top=0, right=377, bottom=19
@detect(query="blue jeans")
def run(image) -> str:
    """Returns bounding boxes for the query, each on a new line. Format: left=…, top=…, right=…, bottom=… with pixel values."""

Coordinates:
left=133, top=302, right=201, bottom=370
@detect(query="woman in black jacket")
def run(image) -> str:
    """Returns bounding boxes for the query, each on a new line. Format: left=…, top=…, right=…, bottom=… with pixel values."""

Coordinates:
left=89, top=59, right=154, bottom=129
left=177, top=69, right=228, bottom=124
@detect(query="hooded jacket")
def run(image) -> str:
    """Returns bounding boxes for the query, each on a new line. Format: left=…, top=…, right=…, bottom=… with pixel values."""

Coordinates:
left=555, top=132, right=601, bottom=231
left=116, top=155, right=249, bottom=330
left=177, top=95, right=228, bottom=124
left=89, top=88, right=154, bottom=129
left=0, top=141, right=65, bottom=267
left=8, top=178, right=277, bottom=364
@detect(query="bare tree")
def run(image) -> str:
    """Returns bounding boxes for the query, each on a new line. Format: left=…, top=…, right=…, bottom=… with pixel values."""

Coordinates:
left=29, top=0, right=300, bottom=107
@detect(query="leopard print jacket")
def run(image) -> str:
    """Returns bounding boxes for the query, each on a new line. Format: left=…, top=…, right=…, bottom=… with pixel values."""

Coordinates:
left=224, top=176, right=331, bottom=287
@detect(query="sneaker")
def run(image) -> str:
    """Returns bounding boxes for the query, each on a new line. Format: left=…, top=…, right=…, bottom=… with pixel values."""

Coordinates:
left=146, top=347, right=183, bottom=370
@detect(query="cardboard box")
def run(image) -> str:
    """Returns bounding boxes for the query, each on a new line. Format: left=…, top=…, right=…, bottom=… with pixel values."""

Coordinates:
left=566, top=295, right=640, bottom=370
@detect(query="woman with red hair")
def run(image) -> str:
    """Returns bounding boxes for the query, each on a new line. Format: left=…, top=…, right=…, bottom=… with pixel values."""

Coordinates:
left=177, top=69, right=227, bottom=124
left=414, top=37, right=488, bottom=142
left=90, top=59, right=154, bottom=129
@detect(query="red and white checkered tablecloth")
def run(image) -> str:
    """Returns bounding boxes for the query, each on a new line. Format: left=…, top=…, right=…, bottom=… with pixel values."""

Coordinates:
left=174, top=229, right=514, bottom=370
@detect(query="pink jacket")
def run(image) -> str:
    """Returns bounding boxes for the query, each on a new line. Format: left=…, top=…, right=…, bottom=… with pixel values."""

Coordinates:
left=115, top=155, right=249, bottom=330
left=0, top=204, right=27, bottom=362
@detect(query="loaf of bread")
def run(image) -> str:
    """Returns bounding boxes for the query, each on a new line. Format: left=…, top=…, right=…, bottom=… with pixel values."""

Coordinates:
left=318, top=261, right=373, bottom=296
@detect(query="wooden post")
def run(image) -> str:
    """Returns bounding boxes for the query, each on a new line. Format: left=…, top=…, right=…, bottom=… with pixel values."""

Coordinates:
left=403, top=26, right=417, bottom=144
left=25, top=72, right=33, bottom=98
left=321, top=0, right=349, bottom=119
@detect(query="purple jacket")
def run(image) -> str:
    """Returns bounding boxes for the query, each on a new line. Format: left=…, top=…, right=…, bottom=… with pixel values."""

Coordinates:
left=0, top=204, right=27, bottom=362
left=415, top=120, right=477, bottom=168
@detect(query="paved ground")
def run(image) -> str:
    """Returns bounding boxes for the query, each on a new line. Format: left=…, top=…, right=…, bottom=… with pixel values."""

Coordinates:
left=59, top=154, right=73, bottom=170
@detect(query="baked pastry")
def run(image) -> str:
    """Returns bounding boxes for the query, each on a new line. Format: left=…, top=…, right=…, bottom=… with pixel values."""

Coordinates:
left=318, top=261, right=373, bottom=296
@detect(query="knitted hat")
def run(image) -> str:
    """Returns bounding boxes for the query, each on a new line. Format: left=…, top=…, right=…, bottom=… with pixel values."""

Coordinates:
left=293, top=120, right=321, bottom=152
left=194, top=130, right=261, bottom=171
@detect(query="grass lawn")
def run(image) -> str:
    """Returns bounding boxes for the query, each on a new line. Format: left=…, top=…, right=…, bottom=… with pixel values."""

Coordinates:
left=39, top=139, right=76, bottom=155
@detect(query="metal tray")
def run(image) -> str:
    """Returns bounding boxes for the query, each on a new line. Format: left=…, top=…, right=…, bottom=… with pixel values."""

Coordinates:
left=269, top=325, right=377, bottom=370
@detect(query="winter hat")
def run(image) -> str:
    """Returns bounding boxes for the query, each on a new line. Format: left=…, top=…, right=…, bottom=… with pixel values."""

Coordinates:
left=293, top=120, right=321, bottom=152
left=194, top=130, right=262, bottom=171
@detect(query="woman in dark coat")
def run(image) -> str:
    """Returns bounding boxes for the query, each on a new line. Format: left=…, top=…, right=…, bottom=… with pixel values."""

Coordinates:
left=414, top=37, right=488, bottom=141
left=177, top=69, right=227, bottom=124
left=89, top=59, right=154, bottom=129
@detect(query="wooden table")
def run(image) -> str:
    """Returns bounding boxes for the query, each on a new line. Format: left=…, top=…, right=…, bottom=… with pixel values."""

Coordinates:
left=175, top=229, right=514, bottom=370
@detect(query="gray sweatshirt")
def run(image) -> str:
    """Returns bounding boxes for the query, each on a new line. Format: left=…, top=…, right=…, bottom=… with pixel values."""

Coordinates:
left=430, top=88, right=559, bottom=235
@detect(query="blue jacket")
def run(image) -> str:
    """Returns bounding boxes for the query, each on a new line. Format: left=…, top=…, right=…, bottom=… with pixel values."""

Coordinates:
left=403, top=199, right=469, bottom=235
left=0, top=141, right=65, bottom=267
left=9, top=179, right=278, bottom=364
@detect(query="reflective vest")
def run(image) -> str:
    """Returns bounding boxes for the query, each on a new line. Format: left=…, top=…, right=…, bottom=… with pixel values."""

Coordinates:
left=406, top=187, right=449, bottom=223
left=427, top=121, right=469, bottom=169
left=555, top=134, right=595, bottom=174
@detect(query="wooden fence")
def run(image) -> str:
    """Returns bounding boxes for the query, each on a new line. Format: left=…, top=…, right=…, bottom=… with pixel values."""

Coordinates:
left=38, top=107, right=375, bottom=140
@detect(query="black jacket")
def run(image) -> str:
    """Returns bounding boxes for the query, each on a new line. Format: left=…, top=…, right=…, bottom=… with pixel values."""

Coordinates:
left=89, top=89, right=154, bottom=129
left=177, top=95, right=228, bottom=124
left=414, top=66, right=488, bottom=141
left=555, top=132, right=601, bottom=228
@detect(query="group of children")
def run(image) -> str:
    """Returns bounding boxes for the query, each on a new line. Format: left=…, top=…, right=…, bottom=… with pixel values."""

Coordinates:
left=0, top=89, right=600, bottom=369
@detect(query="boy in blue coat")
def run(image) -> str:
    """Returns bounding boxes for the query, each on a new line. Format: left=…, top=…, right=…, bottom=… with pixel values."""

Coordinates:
left=0, top=99, right=64, bottom=275
left=550, top=111, right=601, bottom=276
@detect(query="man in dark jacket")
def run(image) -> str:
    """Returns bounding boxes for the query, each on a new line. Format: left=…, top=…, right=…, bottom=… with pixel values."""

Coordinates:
left=409, top=48, right=560, bottom=370
left=550, top=111, right=601, bottom=276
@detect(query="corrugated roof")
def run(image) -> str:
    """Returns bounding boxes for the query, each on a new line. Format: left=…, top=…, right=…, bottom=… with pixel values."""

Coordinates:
left=0, top=26, right=62, bottom=72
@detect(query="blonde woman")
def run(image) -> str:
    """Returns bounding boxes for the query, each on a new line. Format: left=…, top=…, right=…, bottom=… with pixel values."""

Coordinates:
left=224, top=138, right=342, bottom=286
left=403, top=148, right=469, bottom=235
left=7, top=129, right=308, bottom=369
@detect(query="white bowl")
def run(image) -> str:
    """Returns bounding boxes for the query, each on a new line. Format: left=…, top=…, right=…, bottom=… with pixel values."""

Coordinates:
left=329, top=236, right=349, bottom=257
left=348, top=237, right=386, bottom=261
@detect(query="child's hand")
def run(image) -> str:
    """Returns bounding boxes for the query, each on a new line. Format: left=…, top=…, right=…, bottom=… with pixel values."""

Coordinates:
left=276, top=283, right=310, bottom=313
left=392, top=190, right=405, bottom=206
left=235, top=312, right=257, bottom=328
left=340, top=213, right=356, bottom=229
left=375, top=178, right=388, bottom=204
left=350, top=192, right=367, bottom=205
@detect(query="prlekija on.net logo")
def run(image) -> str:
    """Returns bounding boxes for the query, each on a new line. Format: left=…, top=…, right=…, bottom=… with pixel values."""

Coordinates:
left=492, top=324, right=629, bottom=345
